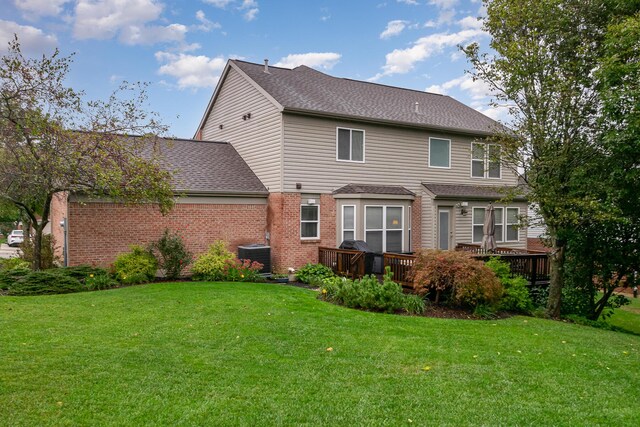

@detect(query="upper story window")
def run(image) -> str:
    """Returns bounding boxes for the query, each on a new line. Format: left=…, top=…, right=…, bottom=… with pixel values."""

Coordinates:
left=471, top=142, right=501, bottom=179
left=337, top=128, right=365, bottom=162
left=429, top=137, right=451, bottom=168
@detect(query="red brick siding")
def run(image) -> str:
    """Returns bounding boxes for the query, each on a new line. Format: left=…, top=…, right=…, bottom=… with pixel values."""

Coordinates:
left=411, top=196, right=422, bottom=252
left=67, top=202, right=267, bottom=267
left=267, top=193, right=336, bottom=271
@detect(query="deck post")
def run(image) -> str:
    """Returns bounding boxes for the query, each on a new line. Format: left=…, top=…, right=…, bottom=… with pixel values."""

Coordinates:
left=531, top=256, right=538, bottom=286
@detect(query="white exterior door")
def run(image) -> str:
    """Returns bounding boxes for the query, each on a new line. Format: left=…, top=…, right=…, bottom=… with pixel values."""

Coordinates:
left=437, top=207, right=452, bottom=250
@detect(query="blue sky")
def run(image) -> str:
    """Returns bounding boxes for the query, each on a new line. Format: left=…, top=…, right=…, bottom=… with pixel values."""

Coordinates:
left=1, top=0, right=499, bottom=138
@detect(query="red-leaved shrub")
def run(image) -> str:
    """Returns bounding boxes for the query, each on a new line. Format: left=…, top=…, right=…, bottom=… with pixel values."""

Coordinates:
left=409, top=250, right=503, bottom=308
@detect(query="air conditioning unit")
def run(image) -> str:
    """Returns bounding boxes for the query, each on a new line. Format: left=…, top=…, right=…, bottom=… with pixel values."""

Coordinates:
left=237, top=244, right=271, bottom=274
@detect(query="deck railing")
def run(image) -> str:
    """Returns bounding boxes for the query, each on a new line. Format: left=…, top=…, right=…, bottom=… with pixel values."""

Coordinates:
left=383, top=253, right=415, bottom=288
left=318, top=245, right=550, bottom=288
left=317, top=246, right=365, bottom=279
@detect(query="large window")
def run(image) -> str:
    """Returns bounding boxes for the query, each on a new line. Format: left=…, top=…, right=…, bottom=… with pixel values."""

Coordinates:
left=300, top=204, right=319, bottom=239
left=506, top=207, right=519, bottom=241
left=472, top=207, right=519, bottom=243
left=471, top=142, right=501, bottom=179
left=337, top=128, right=364, bottom=162
left=365, top=206, right=403, bottom=253
left=429, top=137, right=451, bottom=168
left=342, top=205, right=356, bottom=241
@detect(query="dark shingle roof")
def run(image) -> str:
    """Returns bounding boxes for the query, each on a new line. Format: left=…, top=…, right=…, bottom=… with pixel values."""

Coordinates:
left=333, top=184, right=415, bottom=196
left=232, top=60, right=500, bottom=136
left=150, top=137, right=267, bottom=195
left=422, top=182, right=526, bottom=201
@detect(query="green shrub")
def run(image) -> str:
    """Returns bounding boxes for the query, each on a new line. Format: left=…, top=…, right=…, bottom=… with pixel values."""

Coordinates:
left=296, top=263, right=335, bottom=284
left=221, top=258, right=265, bottom=282
left=8, top=271, right=84, bottom=296
left=0, top=257, right=31, bottom=271
left=410, top=250, right=503, bottom=309
left=319, top=268, right=424, bottom=315
left=19, top=234, right=60, bottom=269
left=0, top=267, right=31, bottom=290
left=485, top=258, right=534, bottom=313
left=191, top=241, right=236, bottom=281
left=149, top=229, right=193, bottom=279
left=86, top=273, right=118, bottom=291
left=113, top=245, right=157, bottom=284
left=56, top=265, right=110, bottom=283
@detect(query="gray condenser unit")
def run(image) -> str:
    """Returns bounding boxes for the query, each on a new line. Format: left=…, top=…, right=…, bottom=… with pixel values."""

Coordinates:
left=237, top=244, right=271, bottom=274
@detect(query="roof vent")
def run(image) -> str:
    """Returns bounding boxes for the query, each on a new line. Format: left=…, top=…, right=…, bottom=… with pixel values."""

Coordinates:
left=264, top=59, right=270, bottom=74
left=415, top=102, right=420, bottom=114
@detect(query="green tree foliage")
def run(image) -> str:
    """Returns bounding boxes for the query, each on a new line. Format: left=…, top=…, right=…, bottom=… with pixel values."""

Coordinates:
left=464, top=0, right=640, bottom=317
left=0, top=37, right=174, bottom=270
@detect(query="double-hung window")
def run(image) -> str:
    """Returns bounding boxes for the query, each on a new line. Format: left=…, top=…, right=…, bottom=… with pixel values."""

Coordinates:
left=471, top=142, right=501, bottom=178
left=429, top=137, right=451, bottom=168
left=365, top=206, right=403, bottom=253
left=342, top=205, right=356, bottom=241
left=337, top=128, right=364, bottom=162
left=472, top=207, right=519, bottom=243
left=301, top=204, right=319, bottom=239
left=506, top=207, right=519, bottom=241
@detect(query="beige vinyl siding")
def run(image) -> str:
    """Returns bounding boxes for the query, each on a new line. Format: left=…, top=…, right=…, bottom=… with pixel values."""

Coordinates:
left=201, top=67, right=283, bottom=192
left=282, top=114, right=519, bottom=194
left=421, top=191, right=435, bottom=248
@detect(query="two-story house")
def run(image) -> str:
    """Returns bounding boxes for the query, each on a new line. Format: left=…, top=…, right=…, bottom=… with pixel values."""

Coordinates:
left=51, top=59, right=526, bottom=270
left=194, top=59, right=527, bottom=269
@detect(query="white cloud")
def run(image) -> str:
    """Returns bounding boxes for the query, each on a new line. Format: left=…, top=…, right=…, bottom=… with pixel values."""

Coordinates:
left=240, top=0, right=259, bottom=21
left=203, top=0, right=234, bottom=8
left=14, top=0, right=71, bottom=18
left=397, top=0, right=419, bottom=5
left=380, top=20, right=409, bottom=39
left=429, top=0, right=458, bottom=8
left=120, top=24, right=187, bottom=45
left=426, top=74, right=493, bottom=100
left=370, top=29, right=484, bottom=80
left=458, top=16, right=482, bottom=30
left=195, top=10, right=221, bottom=32
left=0, top=20, right=58, bottom=54
left=155, top=51, right=226, bottom=89
left=273, top=52, right=341, bottom=70
left=73, top=0, right=190, bottom=45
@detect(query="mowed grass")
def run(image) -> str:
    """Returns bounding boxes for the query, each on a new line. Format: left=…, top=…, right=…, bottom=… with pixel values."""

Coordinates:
left=608, top=294, right=640, bottom=335
left=2, top=283, right=639, bottom=426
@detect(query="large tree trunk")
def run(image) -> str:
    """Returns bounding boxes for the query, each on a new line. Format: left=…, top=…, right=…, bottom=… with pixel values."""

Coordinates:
left=546, top=240, right=566, bottom=318
left=33, top=225, right=43, bottom=271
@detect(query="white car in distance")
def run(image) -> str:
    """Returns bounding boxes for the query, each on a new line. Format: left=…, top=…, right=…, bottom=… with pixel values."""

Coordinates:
left=7, top=230, right=24, bottom=247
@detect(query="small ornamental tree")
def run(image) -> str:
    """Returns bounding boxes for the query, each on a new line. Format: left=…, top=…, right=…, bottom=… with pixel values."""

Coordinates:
left=149, top=229, right=193, bottom=279
left=410, top=250, right=503, bottom=309
left=0, top=37, right=174, bottom=270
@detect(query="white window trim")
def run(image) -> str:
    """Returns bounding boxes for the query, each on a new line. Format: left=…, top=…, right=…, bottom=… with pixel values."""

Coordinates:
left=505, top=207, right=520, bottom=242
left=300, top=204, right=320, bottom=240
left=429, top=137, right=452, bottom=169
left=342, top=205, right=356, bottom=242
left=472, top=207, right=484, bottom=244
left=471, top=206, right=520, bottom=243
left=336, top=127, right=366, bottom=163
left=470, top=142, right=502, bottom=180
left=364, top=205, right=405, bottom=253
left=408, top=205, right=412, bottom=252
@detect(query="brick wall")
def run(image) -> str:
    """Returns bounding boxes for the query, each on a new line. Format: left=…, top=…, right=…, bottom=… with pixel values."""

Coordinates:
left=267, top=193, right=336, bottom=271
left=411, top=196, right=422, bottom=252
left=49, top=192, right=67, bottom=262
left=66, top=201, right=267, bottom=267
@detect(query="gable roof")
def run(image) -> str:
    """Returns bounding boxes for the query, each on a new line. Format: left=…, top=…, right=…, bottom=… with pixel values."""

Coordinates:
left=333, top=183, right=415, bottom=197
left=422, top=182, right=527, bottom=201
left=198, top=59, right=501, bottom=137
left=147, top=137, right=267, bottom=196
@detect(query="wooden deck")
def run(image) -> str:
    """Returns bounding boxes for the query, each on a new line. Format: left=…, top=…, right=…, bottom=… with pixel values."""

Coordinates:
left=318, top=245, right=550, bottom=289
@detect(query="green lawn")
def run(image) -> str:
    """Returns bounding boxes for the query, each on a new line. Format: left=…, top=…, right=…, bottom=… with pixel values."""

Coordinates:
left=2, top=283, right=639, bottom=426
left=608, top=294, right=640, bottom=335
